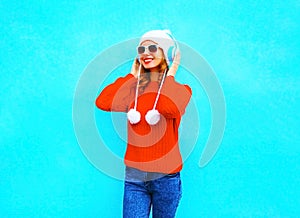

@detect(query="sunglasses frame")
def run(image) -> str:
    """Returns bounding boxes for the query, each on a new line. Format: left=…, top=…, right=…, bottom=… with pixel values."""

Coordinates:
left=136, top=44, right=160, bottom=55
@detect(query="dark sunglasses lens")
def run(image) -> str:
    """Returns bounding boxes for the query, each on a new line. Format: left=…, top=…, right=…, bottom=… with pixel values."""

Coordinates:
left=138, top=46, right=145, bottom=54
left=148, top=45, right=158, bottom=53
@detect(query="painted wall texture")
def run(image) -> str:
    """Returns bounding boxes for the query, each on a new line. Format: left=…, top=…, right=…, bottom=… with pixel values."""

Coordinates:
left=1, top=1, right=299, bottom=217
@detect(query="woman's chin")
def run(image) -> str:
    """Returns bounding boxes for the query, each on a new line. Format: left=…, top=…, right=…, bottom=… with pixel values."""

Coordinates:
left=143, top=64, right=160, bottom=71
left=142, top=63, right=153, bottom=68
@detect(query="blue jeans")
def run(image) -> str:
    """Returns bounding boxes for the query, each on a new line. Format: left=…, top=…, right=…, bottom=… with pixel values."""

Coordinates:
left=123, top=167, right=182, bottom=218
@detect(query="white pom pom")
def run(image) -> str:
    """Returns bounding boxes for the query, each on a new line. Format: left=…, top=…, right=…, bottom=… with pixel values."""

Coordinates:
left=145, top=109, right=161, bottom=125
left=127, top=109, right=141, bottom=124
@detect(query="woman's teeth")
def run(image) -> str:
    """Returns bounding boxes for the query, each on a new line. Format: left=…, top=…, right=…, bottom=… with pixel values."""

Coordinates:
left=144, top=58, right=153, bottom=63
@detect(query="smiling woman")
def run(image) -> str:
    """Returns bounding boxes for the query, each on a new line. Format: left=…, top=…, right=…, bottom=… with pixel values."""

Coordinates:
left=138, top=43, right=165, bottom=70
left=95, top=30, right=192, bottom=218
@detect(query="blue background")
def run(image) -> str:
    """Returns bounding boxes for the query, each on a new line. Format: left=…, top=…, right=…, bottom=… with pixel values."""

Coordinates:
left=1, top=0, right=299, bottom=217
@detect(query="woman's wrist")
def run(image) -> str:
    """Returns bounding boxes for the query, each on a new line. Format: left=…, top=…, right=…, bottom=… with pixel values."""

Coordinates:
left=130, top=71, right=137, bottom=78
left=168, top=62, right=179, bottom=76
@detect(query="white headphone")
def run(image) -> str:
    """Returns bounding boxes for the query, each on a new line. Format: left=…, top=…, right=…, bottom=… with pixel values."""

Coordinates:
left=127, top=64, right=167, bottom=125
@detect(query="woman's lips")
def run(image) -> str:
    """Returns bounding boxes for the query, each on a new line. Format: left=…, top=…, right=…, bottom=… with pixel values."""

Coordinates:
left=142, top=57, right=153, bottom=64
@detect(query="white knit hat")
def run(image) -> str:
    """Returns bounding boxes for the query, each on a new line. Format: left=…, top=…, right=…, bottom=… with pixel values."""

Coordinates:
left=139, top=29, right=177, bottom=66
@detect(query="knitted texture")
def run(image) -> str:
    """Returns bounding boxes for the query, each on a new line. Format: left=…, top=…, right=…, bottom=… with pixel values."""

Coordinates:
left=96, top=74, right=192, bottom=173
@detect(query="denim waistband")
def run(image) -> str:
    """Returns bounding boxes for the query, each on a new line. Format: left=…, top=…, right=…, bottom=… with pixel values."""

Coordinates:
left=125, top=166, right=180, bottom=182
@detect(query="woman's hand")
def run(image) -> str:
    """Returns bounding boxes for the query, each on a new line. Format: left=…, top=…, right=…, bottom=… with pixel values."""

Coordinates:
left=167, top=50, right=180, bottom=77
left=130, top=58, right=140, bottom=78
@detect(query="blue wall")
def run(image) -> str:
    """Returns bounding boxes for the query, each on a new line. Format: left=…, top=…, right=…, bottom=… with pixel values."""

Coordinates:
left=1, top=0, right=299, bottom=217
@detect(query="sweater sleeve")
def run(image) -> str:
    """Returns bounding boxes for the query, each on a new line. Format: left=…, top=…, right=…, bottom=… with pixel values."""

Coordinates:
left=95, top=73, right=136, bottom=112
left=157, top=76, right=192, bottom=118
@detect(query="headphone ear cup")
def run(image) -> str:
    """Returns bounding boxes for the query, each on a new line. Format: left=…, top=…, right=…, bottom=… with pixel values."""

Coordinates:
left=167, top=46, right=176, bottom=62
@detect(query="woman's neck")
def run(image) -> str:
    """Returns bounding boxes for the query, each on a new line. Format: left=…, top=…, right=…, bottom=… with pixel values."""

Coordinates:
left=150, top=72, right=159, bottom=82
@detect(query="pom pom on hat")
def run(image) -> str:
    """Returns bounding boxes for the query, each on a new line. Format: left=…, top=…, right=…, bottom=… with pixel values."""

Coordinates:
left=139, top=29, right=176, bottom=66
left=127, top=109, right=141, bottom=124
left=145, top=109, right=161, bottom=125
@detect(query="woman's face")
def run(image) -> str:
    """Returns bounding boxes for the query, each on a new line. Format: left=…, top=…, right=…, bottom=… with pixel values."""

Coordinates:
left=138, top=40, right=164, bottom=71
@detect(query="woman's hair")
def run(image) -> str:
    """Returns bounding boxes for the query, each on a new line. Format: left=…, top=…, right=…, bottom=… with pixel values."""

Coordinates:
left=138, top=56, right=169, bottom=93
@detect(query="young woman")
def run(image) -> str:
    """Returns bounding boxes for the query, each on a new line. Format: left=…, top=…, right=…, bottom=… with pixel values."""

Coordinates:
left=95, top=30, right=192, bottom=218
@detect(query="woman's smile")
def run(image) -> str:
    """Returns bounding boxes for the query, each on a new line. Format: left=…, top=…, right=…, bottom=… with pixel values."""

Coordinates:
left=142, top=56, right=154, bottom=64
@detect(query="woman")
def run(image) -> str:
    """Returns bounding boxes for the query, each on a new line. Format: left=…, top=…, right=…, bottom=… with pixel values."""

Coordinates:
left=95, top=30, right=192, bottom=218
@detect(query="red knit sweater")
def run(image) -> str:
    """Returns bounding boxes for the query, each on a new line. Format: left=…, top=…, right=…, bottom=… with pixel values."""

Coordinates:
left=95, top=73, right=192, bottom=174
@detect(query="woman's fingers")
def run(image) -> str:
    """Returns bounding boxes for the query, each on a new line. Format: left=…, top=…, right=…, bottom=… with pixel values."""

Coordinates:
left=173, top=50, right=181, bottom=65
left=167, top=51, right=181, bottom=77
left=130, top=58, right=140, bottom=78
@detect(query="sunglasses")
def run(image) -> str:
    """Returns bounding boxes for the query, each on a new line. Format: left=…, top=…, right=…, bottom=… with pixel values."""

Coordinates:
left=137, top=44, right=160, bottom=54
